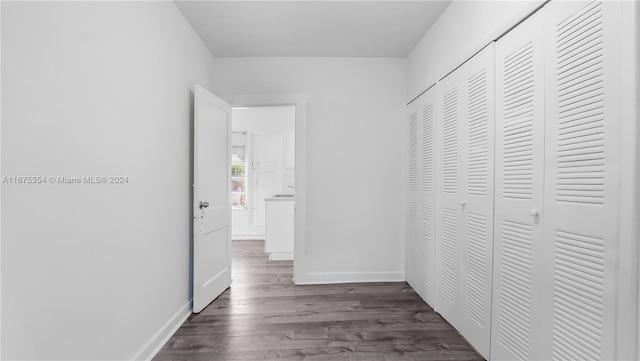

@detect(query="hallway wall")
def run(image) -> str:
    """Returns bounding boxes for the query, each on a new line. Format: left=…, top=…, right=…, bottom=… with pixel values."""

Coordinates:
left=211, top=57, right=407, bottom=283
left=1, top=2, right=217, bottom=359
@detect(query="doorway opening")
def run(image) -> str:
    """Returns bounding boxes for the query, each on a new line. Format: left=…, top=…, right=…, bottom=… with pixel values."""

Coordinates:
left=226, top=93, right=308, bottom=284
left=231, top=105, right=296, bottom=261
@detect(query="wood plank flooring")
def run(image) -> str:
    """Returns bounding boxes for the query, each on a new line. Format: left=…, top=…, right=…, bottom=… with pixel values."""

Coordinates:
left=153, top=240, right=484, bottom=361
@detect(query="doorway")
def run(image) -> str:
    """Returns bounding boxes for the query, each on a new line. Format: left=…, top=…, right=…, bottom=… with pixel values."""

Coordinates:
left=231, top=105, right=296, bottom=240
left=226, top=93, right=308, bottom=284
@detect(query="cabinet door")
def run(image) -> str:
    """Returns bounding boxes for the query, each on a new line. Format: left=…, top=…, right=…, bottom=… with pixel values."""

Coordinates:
left=542, top=1, right=621, bottom=360
left=435, top=63, right=467, bottom=330
left=457, top=43, right=495, bottom=359
left=491, top=9, right=547, bottom=361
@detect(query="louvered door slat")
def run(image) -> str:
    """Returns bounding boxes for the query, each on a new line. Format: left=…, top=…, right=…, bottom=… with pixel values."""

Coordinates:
left=407, top=201, right=419, bottom=288
left=408, top=110, right=419, bottom=192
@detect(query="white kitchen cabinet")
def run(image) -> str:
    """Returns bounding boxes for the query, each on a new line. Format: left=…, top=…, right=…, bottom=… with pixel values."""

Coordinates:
left=265, top=196, right=294, bottom=261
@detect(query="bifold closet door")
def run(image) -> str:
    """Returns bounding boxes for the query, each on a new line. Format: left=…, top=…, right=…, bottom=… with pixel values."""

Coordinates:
left=542, top=1, right=621, bottom=359
left=491, top=9, right=547, bottom=361
left=406, top=99, right=420, bottom=293
left=435, top=44, right=495, bottom=359
left=456, top=43, right=495, bottom=359
left=417, top=86, right=438, bottom=305
left=406, top=86, right=438, bottom=306
left=435, top=66, right=466, bottom=331
left=492, top=1, right=626, bottom=360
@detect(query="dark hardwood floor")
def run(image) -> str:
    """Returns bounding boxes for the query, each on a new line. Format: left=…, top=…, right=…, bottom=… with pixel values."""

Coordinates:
left=153, top=240, right=484, bottom=361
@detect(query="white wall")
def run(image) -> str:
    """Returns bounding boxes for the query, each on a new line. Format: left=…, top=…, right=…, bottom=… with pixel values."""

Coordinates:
left=407, top=0, right=545, bottom=102
left=232, top=106, right=295, bottom=238
left=233, top=106, right=295, bottom=133
left=1, top=2, right=216, bottom=360
left=212, top=57, right=406, bottom=283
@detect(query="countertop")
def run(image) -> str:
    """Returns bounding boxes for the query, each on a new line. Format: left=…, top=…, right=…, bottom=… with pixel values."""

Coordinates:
left=264, top=194, right=295, bottom=202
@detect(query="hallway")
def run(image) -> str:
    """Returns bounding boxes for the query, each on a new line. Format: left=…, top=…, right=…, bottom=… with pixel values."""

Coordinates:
left=154, top=240, right=483, bottom=361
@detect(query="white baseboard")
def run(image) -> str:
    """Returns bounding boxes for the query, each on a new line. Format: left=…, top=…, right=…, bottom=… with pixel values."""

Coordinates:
left=133, top=300, right=191, bottom=361
left=294, top=271, right=405, bottom=285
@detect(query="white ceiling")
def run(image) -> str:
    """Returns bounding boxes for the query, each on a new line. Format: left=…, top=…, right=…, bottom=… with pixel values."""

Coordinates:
left=174, top=1, right=452, bottom=58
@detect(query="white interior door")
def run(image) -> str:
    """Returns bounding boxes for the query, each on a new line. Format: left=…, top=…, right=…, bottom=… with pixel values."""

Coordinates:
left=193, top=85, right=232, bottom=314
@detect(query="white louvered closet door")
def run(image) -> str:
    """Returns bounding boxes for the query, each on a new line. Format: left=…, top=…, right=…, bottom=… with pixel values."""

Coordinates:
left=407, top=86, right=438, bottom=307
left=542, top=1, right=621, bottom=360
left=491, top=9, right=547, bottom=361
left=406, top=100, right=421, bottom=293
left=417, top=86, right=438, bottom=306
left=457, top=43, right=495, bottom=359
left=436, top=65, right=467, bottom=330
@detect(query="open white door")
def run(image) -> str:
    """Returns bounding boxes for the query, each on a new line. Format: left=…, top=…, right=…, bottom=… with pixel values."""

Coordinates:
left=193, top=85, right=232, bottom=314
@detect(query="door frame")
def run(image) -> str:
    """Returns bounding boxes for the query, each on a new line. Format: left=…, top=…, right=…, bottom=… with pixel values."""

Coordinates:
left=224, top=93, right=309, bottom=284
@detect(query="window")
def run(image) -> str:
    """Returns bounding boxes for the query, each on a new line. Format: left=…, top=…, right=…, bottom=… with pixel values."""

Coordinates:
left=231, top=131, right=247, bottom=209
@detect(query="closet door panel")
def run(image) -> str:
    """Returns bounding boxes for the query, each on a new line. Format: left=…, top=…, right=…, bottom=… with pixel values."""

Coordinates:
left=436, top=68, right=466, bottom=330
left=491, top=9, right=547, bottom=361
left=406, top=87, right=438, bottom=310
left=406, top=102, right=421, bottom=291
left=543, top=1, right=621, bottom=360
left=418, top=86, right=438, bottom=306
left=458, top=43, right=495, bottom=359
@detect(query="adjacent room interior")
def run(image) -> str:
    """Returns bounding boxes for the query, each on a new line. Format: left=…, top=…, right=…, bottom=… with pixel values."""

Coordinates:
left=1, top=1, right=639, bottom=360
left=231, top=106, right=295, bottom=252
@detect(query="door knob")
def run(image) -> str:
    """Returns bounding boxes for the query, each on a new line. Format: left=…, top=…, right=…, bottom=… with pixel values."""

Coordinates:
left=199, top=201, right=209, bottom=209
left=529, top=208, right=539, bottom=217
